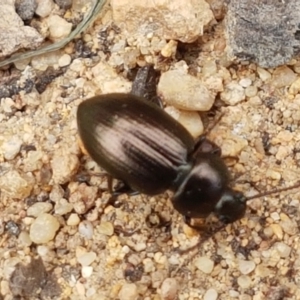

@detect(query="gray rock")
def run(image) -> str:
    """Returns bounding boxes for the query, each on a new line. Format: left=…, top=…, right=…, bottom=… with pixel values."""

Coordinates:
left=0, top=1, right=43, bottom=58
left=15, top=0, right=37, bottom=20
left=225, top=0, right=300, bottom=68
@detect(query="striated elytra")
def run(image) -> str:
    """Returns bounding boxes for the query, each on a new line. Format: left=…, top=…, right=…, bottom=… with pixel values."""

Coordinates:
left=77, top=93, right=248, bottom=223
left=77, top=93, right=194, bottom=194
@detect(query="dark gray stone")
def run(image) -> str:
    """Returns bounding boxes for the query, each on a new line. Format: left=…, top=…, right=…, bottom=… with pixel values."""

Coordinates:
left=15, top=0, right=37, bottom=21
left=225, top=0, right=300, bottom=68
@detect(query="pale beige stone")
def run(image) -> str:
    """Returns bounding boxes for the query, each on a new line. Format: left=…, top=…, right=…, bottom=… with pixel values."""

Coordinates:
left=111, top=0, right=214, bottom=43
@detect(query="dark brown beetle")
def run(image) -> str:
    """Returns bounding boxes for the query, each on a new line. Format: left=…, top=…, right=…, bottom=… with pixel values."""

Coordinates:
left=77, top=66, right=300, bottom=227
left=77, top=92, right=300, bottom=224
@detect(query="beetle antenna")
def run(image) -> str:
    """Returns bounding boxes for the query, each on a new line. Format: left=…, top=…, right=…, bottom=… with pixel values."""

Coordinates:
left=244, top=181, right=300, bottom=202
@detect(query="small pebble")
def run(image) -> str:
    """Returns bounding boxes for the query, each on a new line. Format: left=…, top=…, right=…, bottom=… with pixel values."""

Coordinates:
left=158, top=69, right=214, bottom=111
left=274, top=242, right=291, bottom=258
left=31, top=51, right=63, bottom=71
left=204, top=75, right=223, bottom=92
left=0, top=170, right=33, bottom=199
left=160, top=278, right=178, bottom=300
left=165, top=106, right=204, bottom=138
left=70, top=59, right=84, bottom=72
left=161, top=40, right=177, bottom=58
left=77, top=251, right=97, bottom=266
left=202, top=60, right=217, bottom=77
left=143, top=258, right=155, bottom=273
left=289, top=77, right=300, bottom=95
left=6, top=221, right=20, bottom=236
left=118, top=283, right=138, bottom=300
left=132, top=242, right=147, bottom=252
left=239, top=78, right=252, bottom=87
left=237, top=275, right=252, bottom=289
left=204, top=288, right=218, bottom=300
left=49, top=184, right=65, bottom=202
left=82, top=266, right=93, bottom=278
left=27, top=202, right=53, bottom=217
left=152, top=270, right=167, bottom=289
left=263, top=227, right=274, bottom=238
left=51, top=152, right=79, bottom=184
left=270, top=212, right=280, bottom=221
left=98, top=221, right=114, bottom=236
left=1, top=98, right=15, bottom=113
left=92, top=61, right=132, bottom=94
left=30, top=213, right=60, bottom=244
left=35, top=0, right=54, bottom=17
left=270, top=224, right=283, bottom=240
left=23, top=151, right=43, bottom=172
left=272, top=66, right=297, bottom=88
left=58, top=54, right=72, bottom=67
left=47, top=15, right=72, bottom=41
left=37, top=245, right=50, bottom=256
left=86, top=287, right=96, bottom=298
left=293, top=62, right=300, bottom=73
left=177, top=110, right=204, bottom=138
left=2, top=137, right=23, bottom=160
left=280, top=219, right=297, bottom=236
left=194, top=257, right=214, bottom=274
left=220, top=82, right=245, bottom=105
left=255, top=264, right=270, bottom=277
left=266, top=169, right=281, bottom=180
left=256, top=67, right=271, bottom=81
left=238, top=260, right=256, bottom=275
left=67, top=213, right=81, bottom=226
left=154, top=252, right=167, bottom=265
left=76, top=281, right=85, bottom=296
left=229, top=290, right=240, bottom=298
left=78, top=221, right=94, bottom=239
left=54, top=198, right=73, bottom=215
left=168, top=255, right=180, bottom=265
left=18, top=231, right=32, bottom=246
left=245, top=86, right=257, bottom=97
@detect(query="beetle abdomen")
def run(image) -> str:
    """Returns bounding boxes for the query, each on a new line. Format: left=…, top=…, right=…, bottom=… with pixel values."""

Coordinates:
left=77, top=93, right=195, bottom=194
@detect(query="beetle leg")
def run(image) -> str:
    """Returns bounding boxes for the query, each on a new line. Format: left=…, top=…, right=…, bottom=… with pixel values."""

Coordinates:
left=113, top=180, right=140, bottom=196
left=105, top=176, right=140, bottom=209
left=106, top=176, right=139, bottom=196
left=131, top=65, right=162, bottom=107
left=107, top=175, right=114, bottom=193
left=150, top=96, right=164, bottom=108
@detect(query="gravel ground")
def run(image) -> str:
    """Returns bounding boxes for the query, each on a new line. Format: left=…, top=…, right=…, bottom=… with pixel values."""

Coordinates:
left=1, top=2, right=300, bottom=300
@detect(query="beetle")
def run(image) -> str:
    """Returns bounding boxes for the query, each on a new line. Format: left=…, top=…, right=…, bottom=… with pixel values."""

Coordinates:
left=77, top=92, right=300, bottom=226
